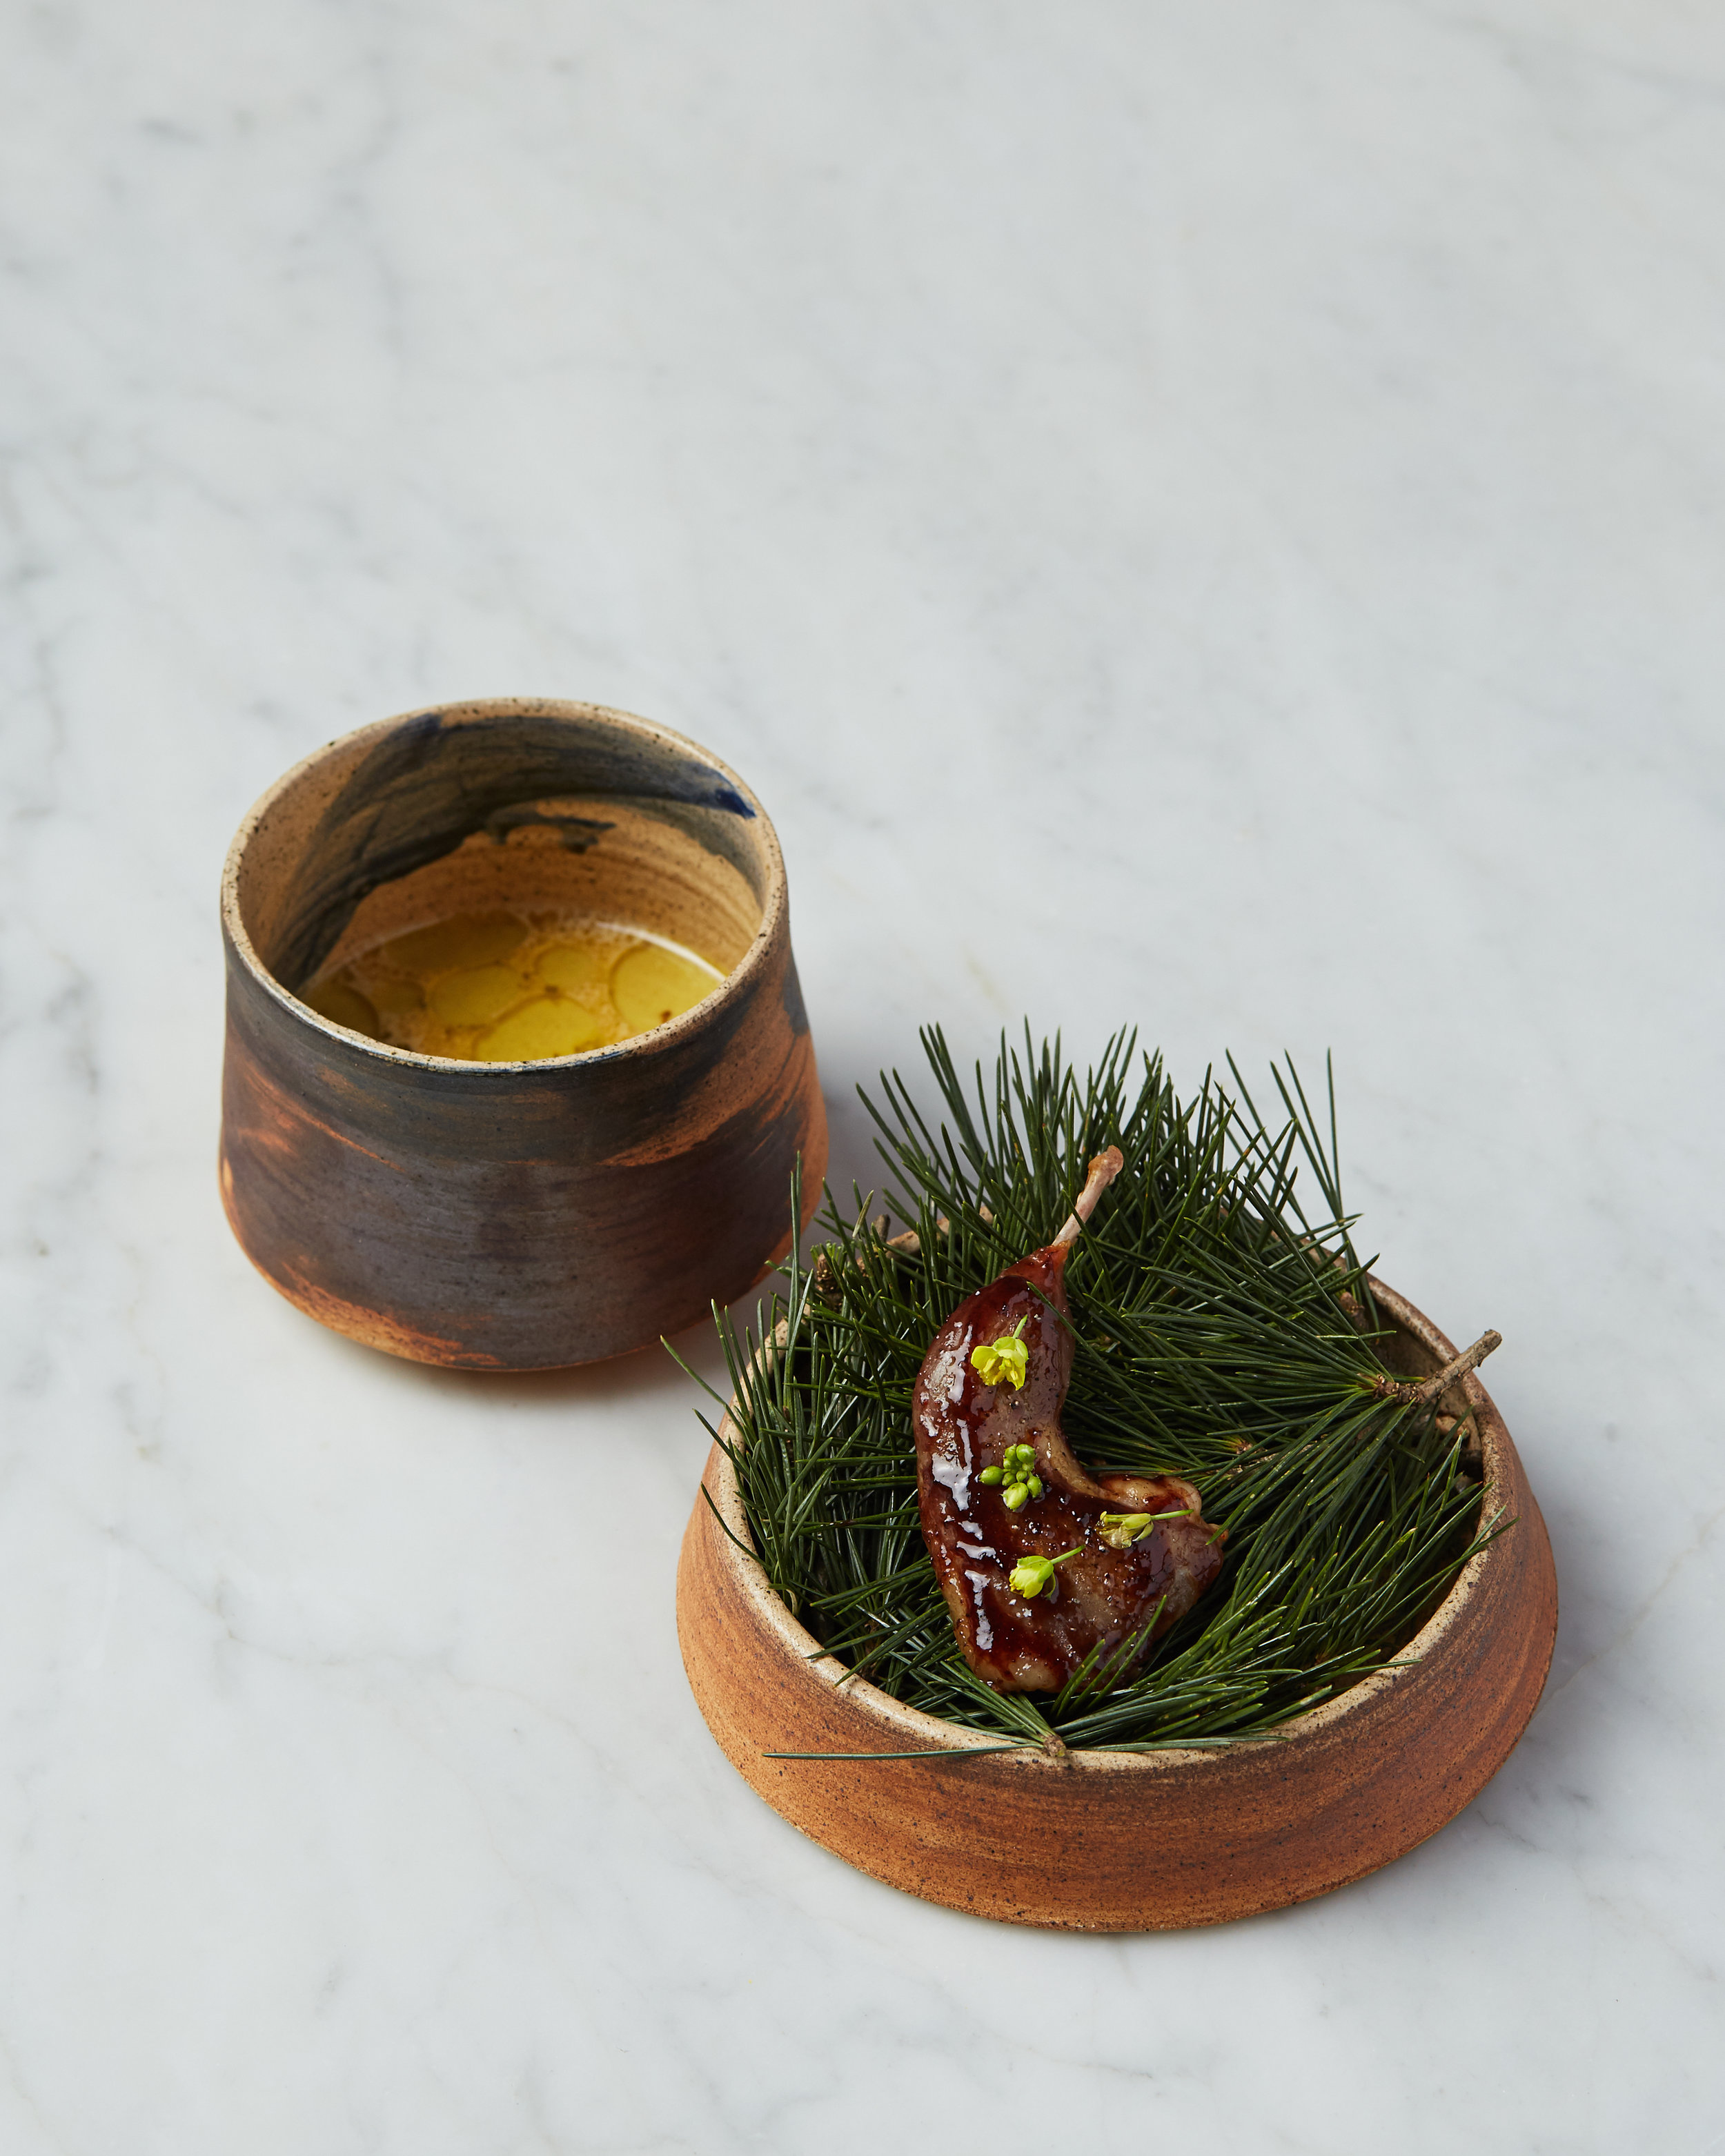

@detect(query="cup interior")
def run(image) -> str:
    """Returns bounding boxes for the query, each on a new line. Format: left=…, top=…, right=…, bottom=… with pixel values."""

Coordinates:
left=228, top=703, right=771, bottom=1024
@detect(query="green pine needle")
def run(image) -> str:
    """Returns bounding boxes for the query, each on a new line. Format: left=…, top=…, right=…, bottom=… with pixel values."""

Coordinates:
left=684, top=1027, right=1506, bottom=1755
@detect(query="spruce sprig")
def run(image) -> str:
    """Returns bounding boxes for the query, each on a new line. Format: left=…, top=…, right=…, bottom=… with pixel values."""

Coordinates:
left=684, top=1027, right=1505, bottom=1754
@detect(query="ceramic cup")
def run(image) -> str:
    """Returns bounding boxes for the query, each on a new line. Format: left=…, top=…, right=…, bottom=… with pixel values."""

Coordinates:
left=219, top=698, right=827, bottom=1369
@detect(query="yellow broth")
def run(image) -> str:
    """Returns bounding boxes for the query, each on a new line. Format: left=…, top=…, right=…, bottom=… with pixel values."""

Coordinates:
left=302, top=910, right=724, bottom=1061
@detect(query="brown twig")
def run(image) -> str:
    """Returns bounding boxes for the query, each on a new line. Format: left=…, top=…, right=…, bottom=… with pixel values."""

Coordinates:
left=1366, top=1330, right=1502, bottom=1408
left=869, top=1213, right=958, bottom=1260
left=811, top=1218, right=937, bottom=1299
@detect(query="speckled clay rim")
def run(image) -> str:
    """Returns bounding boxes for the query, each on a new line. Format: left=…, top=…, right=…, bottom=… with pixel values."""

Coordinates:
left=220, top=695, right=787, bottom=1074
left=704, top=1278, right=1503, bottom=1774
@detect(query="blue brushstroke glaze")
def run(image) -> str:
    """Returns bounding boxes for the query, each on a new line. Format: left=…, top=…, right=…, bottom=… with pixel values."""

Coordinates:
left=780, top=958, right=810, bottom=1038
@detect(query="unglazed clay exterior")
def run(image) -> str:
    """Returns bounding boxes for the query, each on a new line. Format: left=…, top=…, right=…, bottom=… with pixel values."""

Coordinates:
left=676, top=1280, right=1557, bottom=1930
left=219, top=698, right=827, bottom=1369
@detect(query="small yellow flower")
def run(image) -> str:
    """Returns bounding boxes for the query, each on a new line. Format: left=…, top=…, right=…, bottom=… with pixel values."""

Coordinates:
left=1098, top=1507, right=1192, bottom=1551
left=1009, top=1546, right=1083, bottom=1599
left=970, top=1316, right=1030, bottom=1391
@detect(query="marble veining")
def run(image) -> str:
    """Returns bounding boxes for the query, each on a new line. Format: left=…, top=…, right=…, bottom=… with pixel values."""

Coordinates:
left=3, top=1, right=1724, bottom=2148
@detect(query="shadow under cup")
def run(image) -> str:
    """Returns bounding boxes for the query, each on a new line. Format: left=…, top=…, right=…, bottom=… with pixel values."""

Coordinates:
left=219, top=698, right=827, bottom=1370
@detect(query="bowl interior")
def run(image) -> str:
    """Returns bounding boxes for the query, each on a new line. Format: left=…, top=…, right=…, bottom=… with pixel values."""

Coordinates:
left=708, top=1277, right=1506, bottom=1761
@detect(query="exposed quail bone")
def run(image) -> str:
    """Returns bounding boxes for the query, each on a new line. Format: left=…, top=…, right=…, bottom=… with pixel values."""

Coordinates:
left=911, top=1148, right=1227, bottom=1694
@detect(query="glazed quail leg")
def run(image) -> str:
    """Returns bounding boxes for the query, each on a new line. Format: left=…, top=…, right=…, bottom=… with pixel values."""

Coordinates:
left=912, top=1149, right=1226, bottom=1692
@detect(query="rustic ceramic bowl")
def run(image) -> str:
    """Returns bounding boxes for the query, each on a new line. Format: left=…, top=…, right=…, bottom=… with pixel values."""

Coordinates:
left=677, top=1279, right=1557, bottom=1930
left=220, top=697, right=827, bottom=1369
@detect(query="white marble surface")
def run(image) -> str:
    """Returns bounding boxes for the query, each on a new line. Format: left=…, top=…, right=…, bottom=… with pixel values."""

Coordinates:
left=4, top=1, right=1724, bottom=2147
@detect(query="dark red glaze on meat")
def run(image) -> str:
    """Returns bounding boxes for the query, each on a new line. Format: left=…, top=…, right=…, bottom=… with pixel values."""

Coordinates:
left=913, top=1149, right=1226, bottom=1694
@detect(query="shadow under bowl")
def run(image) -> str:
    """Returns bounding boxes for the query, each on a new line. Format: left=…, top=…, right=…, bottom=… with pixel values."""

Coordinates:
left=676, top=1278, right=1557, bottom=1930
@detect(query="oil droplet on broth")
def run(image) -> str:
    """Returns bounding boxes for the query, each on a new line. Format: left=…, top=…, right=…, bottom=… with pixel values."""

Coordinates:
left=428, top=963, right=523, bottom=1026
left=385, top=912, right=528, bottom=971
left=535, top=941, right=607, bottom=991
left=611, top=944, right=722, bottom=1034
left=474, top=996, right=602, bottom=1062
left=304, top=978, right=380, bottom=1035
left=302, top=910, right=724, bottom=1062
left=371, top=976, right=424, bottom=1018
